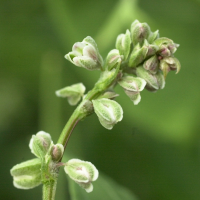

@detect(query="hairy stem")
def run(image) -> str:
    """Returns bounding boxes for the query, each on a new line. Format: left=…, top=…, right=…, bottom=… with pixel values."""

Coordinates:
left=43, top=180, right=57, bottom=200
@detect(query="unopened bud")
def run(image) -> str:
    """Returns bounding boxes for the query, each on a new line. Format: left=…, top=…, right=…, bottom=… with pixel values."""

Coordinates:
left=153, top=37, right=179, bottom=57
left=10, top=158, right=42, bottom=189
left=56, top=83, right=86, bottom=106
left=65, top=36, right=104, bottom=70
left=29, top=131, right=52, bottom=158
left=160, top=57, right=181, bottom=78
left=116, top=29, right=131, bottom=60
left=64, top=159, right=98, bottom=193
left=136, top=66, right=165, bottom=90
left=118, top=75, right=146, bottom=105
left=105, top=49, right=122, bottom=71
left=148, top=30, right=159, bottom=43
left=128, top=44, right=147, bottom=67
left=128, top=41, right=158, bottom=68
left=92, top=98, right=123, bottom=130
left=50, top=144, right=64, bottom=162
left=130, top=20, right=151, bottom=45
left=143, top=55, right=159, bottom=74
left=118, top=75, right=146, bottom=92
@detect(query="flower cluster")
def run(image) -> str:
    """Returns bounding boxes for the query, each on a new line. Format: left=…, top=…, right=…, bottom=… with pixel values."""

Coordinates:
left=10, top=132, right=98, bottom=193
left=61, top=19, right=181, bottom=130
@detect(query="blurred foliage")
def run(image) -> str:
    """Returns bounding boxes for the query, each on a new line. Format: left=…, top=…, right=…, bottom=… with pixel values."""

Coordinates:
left=1, top=0, right=200, bottom=199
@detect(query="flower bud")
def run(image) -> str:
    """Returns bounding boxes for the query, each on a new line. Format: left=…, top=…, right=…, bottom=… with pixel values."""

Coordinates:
left=64, top=159, right=98, bottom=193
left=153, top=37, right=179, bottom=57
left=128, top=41, right=158, bottom=68
left=118, top=75, right=146, bottom=92
left=160, top=57, right=181, bottom=78
left=29, top=131, right=52, bottom=158
left=115, top=29, right=131, bottom=60
left=130, top=20, right=151, bottom=45
left=143, top=55, right=159, bottom=74
left=56, top=83, right=86, bottom=106
left=136, top=66, right=165, bottom=90
left=128, top=43, right=147, bottom=67
left=50, top=144, right=64, bottom=162
left=10, top=158, right=42, bottom=189
left=118, top=75, right=146, bottom=105
left=148, top=30, right=159, bottom=43
left=92, top=98, right=123, bottom=130
left=65, top=36, right=104, bottom=70
left=105, top=49, right=122, bottom=71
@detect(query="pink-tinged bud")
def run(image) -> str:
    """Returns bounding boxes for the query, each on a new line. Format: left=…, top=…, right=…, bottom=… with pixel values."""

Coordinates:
left=65, top=36, right=104, bottom=71
left=153, top=37, right=179, bottom=57
left=50, top=144, right=64, bottom=162
left=143, top=55, right=159, bottom=74
left=136, top=66, right=165, bottom=90
left=160, top=57, right=181, bottom=79
left=130, top=20, right=151, bottom=45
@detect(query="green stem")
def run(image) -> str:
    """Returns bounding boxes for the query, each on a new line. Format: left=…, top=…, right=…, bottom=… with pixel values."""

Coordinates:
left=43, top=180, right=57, bottom=200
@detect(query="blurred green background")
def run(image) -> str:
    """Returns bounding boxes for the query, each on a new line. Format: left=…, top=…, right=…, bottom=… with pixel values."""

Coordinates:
left=1, top=0, right=200, bottom=199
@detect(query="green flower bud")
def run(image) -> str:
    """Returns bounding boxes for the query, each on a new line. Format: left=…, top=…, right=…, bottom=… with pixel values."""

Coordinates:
left=64, top=159, right=98, bottom=193
left=115, top=29, right=131, bottom=60
left=118, top=75, right=146, bottom=105
left=160, top=57, right=181, bottom=78
left=128, top=41, right=158, bottom=68
left=136, top=66, right=165, bottom=90
left=65, top=36, right=104, bottom=70
left=118, top=75, right=146, bottom=92
left=56, top=83, right=86, bottom=106
left=50, top=144, right=64, bottom=162
left=128, top=43, right=147, bottom=67
left=92, top=98, right=123, bottom=130
left=29, top=131, right=52, bottom=158
left=105, top=49, right=122, bottom=71
left=148, top=30, right=159, bottom=44
left=10, top=158, right=42, bottom=189
left=143, top=55, right=159, bottom=74
left=130, top=20, right=151, bottom=45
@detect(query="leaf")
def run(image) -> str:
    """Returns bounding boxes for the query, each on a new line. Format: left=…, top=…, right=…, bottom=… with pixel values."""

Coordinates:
left=68, top=171, right=138, bottom=200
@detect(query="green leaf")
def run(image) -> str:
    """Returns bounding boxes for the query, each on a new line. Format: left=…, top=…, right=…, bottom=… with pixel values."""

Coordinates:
left=68, top=172, right=138, bottom=200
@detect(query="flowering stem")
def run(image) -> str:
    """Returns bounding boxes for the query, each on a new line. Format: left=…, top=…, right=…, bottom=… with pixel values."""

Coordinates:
left=57, top=66, right=120, bottom=149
